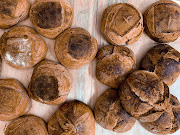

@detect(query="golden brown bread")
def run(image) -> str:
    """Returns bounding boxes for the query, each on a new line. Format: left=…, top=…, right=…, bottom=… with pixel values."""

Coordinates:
left=141, top=44, right=180, bottom=86
left=5, top=115, right=48, bottom=135
left=96, top=45, right=136, bottom=89
left=28, top=60, right=72, bottom=105
left=101, top=3, right=143, bottom=45
left=55, top=27, right=98, bottom=69
left=30, top=0, right=74, bottom=39
left=0, top=25, right=47, bottom=69
left=140, top=94, right=180, bottom=134
left=0, top=0, right=30, bottom=29
left=48, top=100, right=95, bottom=135
left=94, top=89, right=136, bottom=133
left=119, top=70, right=170, bottom=118
left=144, top=0, right=180, bottom=43
left=0, top=79, right=31, bottom=121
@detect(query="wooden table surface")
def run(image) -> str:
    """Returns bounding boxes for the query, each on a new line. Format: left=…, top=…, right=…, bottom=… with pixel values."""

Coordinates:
left=0, top=0, right=180, bottom=135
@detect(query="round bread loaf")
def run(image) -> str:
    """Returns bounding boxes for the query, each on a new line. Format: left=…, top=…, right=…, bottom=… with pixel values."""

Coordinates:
left=5, top=115, right=48, bottom=135
left=28, top=60, right=72, bottom=105
left=140, top=94, right=180, bottom=134
left=119, top=70, right=170, bottom=118
left=141, top=44, right=180, bottom=86
left=144, top=0, right=180, bottom=43
left=0, top=25, right=47, bottom=69
left=0, top=0, right=30, bottom=29
left=55, top=27, right=98, bottom=69
left=30, top=0, right=74, bottom=39
left=101, top=3, right=143, bottom=45
left=94, top=89, right=136, bottom=133
left=96, top=45, right=136, bottom=89
left=0, top=79, right=31, bottom=121
left=48, top=100, right=95, bottom=135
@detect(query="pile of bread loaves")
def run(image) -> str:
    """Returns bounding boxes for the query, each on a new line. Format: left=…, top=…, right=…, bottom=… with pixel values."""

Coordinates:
left=0, top=0, right=180, bottom=135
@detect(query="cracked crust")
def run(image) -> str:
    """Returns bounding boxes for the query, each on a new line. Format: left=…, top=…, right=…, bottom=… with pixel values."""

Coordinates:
left=48, top=100, right=95, bottom=135
left=141, top=44, right=180, bottom=86
left=144, top=0, right=180, bottom=43
left=5, top=115, right=48, bottom=135
left=55, top=27, right=98, bottom=69
left=94, top=89, right=136, bottom=133
left=119, top=70, right=170, bottom=118
left=101, top=3, right=143, bottom=45
left=28, top=60, right=72, bottom=105
left=30, top=0, right=74, bottom=39
left=0, top=79, right=31, bottom=121
left=96, top=45, right=136, bottom=89
left=0, top=0, right=30, bottom=29
left=0, top=25, right=47, bottom=69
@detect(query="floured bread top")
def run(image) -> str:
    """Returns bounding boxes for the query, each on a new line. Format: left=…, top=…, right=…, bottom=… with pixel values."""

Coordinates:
left=5, top=37, right=33, bottom=67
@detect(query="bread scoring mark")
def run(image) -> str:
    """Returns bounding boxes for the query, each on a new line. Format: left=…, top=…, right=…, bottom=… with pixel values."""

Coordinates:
left=110, top=4, right=141, bottom=37
left=0, top=87, right=21, bottom=113
left=31, top=76, right=59, bottom=101
left=5, top=37, right=32, bottom=67
left=34, top=2, right=62, bottom=28
left=68, top=34, right=91, bottom=59
left=0, top=0, right=18, bottom=17
left=154, top=3, right=180, bottom=33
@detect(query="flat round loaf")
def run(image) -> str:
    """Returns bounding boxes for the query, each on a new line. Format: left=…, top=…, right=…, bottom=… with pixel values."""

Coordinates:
left=5, top=115, right=48, bottom=135
left=94, top=89, right=136, bottom=133
left=30, top=0, right=74, bottom=39
left=101, top=3, right=143, bottom=45
left=55, top=27, right=98, bottom=69
left=0, top=0, right=30, bottom=29
left=119, top=70, right=170, bottom=118
left=141, top=44, right=180, bottom=86
left=0, top=25, right=47, bottom=69
left=144, top=0, right=180, bottom=43
left=28, top=60, right=72, bottom=105
left=96, top=45, right=136, bottom=89
left=0, top=79, right=31, bottom=121
left=140, top=94, right=180, bottom=134
left=48, top=100, right=95, bottom=135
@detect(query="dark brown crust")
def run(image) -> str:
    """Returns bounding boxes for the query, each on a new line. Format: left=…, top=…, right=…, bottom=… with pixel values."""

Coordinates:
left=94, top=89, right=136, bottom=133
left=48, top=100, right=95, bottom=135
left=143, top=0, right=180, bottom=43
left=55, top=27, right=98, bottom=69
left=0, top=79, right=31, bottom=121
left=0, top=25, right=47, bottom=69
left=119, top=70, right=169, bottom=118
left=101, top=3, right=143, bottom=45
left=0, top=0, right=30, bottom=29
left=5, top=115, right=48, bottom=135
left=140, top=94, right=180, bottom=134
left=30, top=0, right=74, bottom=39
left=141, top=44, right=180, bottom=86
left=28, top=60, right=72, bottom=105
left=96, top=45, right=136, bottom=89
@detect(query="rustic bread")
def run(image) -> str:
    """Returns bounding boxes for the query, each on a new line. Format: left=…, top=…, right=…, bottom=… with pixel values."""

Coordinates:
left=55, top=27, right=98, bottom=69
left=96, top=45, right=136, bottom=89
left=0, top=0, right=30, bottom=29
left=0, top=79, right=31, bottom=121
left=0, top=25, right=47, bottom=69
left=28, top=60, right=72, bottom=105
left=140, top=94, right=180, bottom=134
left=119, top=70, right=170, bottom=118
left=30, top=0, right=74, bottom=39
left=94, top=89, right=136, bottom=133
left=141, top=44, right=180, bottom=86
left=144, top=0, right=180, bottom=43
left=48, top=100, right=95, bottom=135
left=5, top=115, right=48, bottom=135
left=101, top=3, right=143, bottom=45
